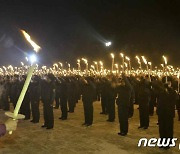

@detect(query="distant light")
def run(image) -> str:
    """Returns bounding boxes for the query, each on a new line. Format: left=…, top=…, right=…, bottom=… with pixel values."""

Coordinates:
left=105, top=42, right=112, bottom=47
left=29, top=54, right=37, bottom=64
left=110, top=53, right=114, bottom=58
left=25, top=57, right=29, bottom=61
left=21, top=62, right=24, bottom=66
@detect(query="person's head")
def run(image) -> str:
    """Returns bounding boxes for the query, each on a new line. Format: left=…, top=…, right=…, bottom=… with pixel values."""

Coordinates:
left=164, top=81, right=172, bottom=88
left=118, top=78, right=125, bottom=86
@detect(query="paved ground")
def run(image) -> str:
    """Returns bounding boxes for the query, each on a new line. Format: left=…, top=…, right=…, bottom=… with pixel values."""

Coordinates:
left=0, top=101, right=179, bottom=154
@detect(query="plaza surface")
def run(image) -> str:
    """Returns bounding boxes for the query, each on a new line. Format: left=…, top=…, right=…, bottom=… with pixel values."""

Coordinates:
left=0, top=101, right=179, bottom=154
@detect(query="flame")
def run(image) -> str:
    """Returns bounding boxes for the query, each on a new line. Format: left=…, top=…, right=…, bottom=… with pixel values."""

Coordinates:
left=21, top=30, right=41, bottom=52
left=120, top=53, right=124, bottom=58
left=162, top=55, right=167, bottom=65
left=110, top=53, right=114, bottom=58
left=99, top=61, right=103, bottom=66
left=114, top=64, right=118, bottom=68
left=141, top=56, right=147, bottom=65
left=82, top=58, right=88, bottom=64
left=148, top=62, right=152, bottom=66
left=135, top=56, right=140, bottom=61
left=125, top=56, right=130, bottom=61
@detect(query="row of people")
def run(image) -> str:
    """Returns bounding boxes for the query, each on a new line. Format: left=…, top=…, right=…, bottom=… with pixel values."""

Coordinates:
left=0, top=74, right=180, bottom=148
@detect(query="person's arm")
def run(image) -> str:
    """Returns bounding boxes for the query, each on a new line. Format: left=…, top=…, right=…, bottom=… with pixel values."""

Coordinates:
left=0, top=124, right=6, bottom=137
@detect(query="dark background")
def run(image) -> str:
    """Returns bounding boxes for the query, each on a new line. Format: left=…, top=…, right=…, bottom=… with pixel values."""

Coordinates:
left=0, top=0, right=180, bottom=68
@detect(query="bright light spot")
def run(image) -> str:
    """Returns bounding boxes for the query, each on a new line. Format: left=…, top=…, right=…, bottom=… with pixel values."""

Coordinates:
left=25, top=57, right=29, bottom=61
left=110, top=53, right=114, bottom=58
left=21, top=30, right=41, bottom=53
left=29, top=54, right=37, bottom=64
left=120, top=53, right=124, bottom=58
left=105, top=42, right=111, bottom=46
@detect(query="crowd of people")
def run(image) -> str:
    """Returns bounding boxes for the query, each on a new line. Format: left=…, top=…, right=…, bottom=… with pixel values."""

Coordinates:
left=0, top=73, right=179, bottom=149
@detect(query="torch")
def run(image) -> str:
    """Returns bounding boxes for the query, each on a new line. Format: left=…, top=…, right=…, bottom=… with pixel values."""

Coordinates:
left=68, top=63, right=71, bottom=72
left=114, top=63, right=118, bottom=75
left=177, top=70, right=180, bottom=93
left=82, top=58, right=88, bottom=72
left=141, top=56, right=150, bottom=79
left=58, top=62, right=63, bottom=72
left=125, top=56, right=131, bottom=74
left=99, top=61, right=103, bottom=72
left=5, top=30, right=41, bottom=134
left=77, top=59, right=81, bottom=71
left=94, top=61, right=98, bottom=72
left=120, top=53, right=124, bottom=72
left=162, top=55, right=168, bottom=83
left=135, top=56, right=141, bottom=70
left=148, top=62, right=152, bottom=75
left=110, top=53, right=114, bottom=72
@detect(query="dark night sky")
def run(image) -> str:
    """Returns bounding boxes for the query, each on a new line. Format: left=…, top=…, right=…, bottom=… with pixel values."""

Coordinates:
left=0, top=0, right=180, bottom=68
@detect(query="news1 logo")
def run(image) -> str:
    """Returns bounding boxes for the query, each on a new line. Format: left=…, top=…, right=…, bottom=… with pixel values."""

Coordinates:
left=138, top=138, right=179, bottom=149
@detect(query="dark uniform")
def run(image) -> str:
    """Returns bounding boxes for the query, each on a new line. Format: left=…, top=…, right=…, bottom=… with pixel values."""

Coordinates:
left=59, top=77, right=68, bottom=120
left=128, top=77, right=135, bottom=118
left=9, top=77, right=20, bottom=109
left=1, top=79, right=10, bottom=111
left=95, top=78, right=101, bottom=101
left=157, top=83, right=177, bottom=149
left=116, top=74, right=132, bottom=136
left=137, top=79, right=151, bottom=129
left=149, top=83, right=157, bottom=116
left=41, top=74, right=55, bottom=129
left=67, top=78, right=76, bottom=113
left=81, top=77, right=96, bottom=126
left=29, top=76, right=41, bottom=123
left=106, top=78, right=116, bottom=122
left=176, top=93, right=180, bottom=121
left=100, top=78, right=109, bottom=114
left=54, top=78, right=61, bottom=109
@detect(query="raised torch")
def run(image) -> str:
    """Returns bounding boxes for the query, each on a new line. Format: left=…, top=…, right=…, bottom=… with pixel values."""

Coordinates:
left=5, top=30, right=41, bottom=134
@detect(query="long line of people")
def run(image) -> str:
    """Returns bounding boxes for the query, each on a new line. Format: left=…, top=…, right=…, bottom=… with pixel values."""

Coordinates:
left=0, top=73, right=179, bottom=148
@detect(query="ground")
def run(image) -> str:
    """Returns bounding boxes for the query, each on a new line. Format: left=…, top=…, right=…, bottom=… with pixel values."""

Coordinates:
left=0, top=101, right=179, bottom=154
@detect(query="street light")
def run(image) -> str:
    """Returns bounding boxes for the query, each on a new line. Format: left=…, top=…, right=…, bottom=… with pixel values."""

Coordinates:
left=29, top=54, right=37, bottom=64
left=105, top=41, right=112, bottom=47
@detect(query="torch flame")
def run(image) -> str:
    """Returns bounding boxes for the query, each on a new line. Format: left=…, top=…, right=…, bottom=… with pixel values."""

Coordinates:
left=99, top=61, right=103, bottom=66
left=148, top=62, right=152, bottom=66
left=125, top=56, right=130, bottom=61
left=135, top=56, right=140, bottom=61
left=162, top=55, right=167, bottom=65
left=21, top=30, right=41, bottom=52
left=114, top=64, right=118, bottom=69
left=120, top=53, right=124, bottom=58
left=141, top=56, right=147, bottom=65
left=110, top=53, right=114, bottom=59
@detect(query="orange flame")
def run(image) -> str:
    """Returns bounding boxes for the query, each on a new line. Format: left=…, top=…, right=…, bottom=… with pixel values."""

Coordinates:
left=21, top=30, right=41, bottom=52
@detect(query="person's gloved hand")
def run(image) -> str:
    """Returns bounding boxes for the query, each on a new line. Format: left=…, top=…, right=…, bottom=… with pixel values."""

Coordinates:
left=5, top=119, right=18, bottom=132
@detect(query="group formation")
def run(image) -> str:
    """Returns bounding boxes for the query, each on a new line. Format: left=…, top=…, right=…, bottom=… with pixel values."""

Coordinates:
left=0, top=73, right=179, bottom=146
